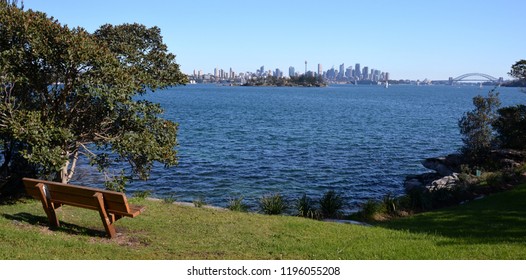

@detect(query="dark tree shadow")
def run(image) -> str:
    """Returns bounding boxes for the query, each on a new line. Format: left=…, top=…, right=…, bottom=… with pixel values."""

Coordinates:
left=377, top=187, right=526, bottom=245
left=3, top=212, right=107, bottom=238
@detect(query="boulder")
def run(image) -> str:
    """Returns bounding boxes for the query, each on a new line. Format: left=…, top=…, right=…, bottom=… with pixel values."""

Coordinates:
left=428, top=173, right=459, bottom=192
left=404, top=173, right=459, bottom=193
left=404, top=178, right=423, bottom=192
left=421, top=157, right=455, bottom=176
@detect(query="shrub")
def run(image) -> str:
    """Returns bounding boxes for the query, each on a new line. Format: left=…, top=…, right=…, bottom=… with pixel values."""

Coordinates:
left=358, top=199, right=383, bottom=221
left=132, top=190, right=152, bottom=199
left=259, top=193, right=286, bottom=215
left=227, top=196, right=249, bottom=212
left=400, top=188, right=432, bottom=212
left=458, top=90, right=501, bottom=164
left=319, top=190, right=344, bottom=219
left=163, top=193, right=177, bottom=204
left=382, top=193, right=399, bottom=216
left=296, top=194, right=320, bottom=219
left=494, top=105, right=526, bottom=150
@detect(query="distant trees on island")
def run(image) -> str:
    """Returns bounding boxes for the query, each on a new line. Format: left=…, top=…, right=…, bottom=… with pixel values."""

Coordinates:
left=242, top=74, right=327, bottom=87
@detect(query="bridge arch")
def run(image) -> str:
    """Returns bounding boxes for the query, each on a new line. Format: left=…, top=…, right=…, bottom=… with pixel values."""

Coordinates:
left=452, top=73, right=499, bottom=82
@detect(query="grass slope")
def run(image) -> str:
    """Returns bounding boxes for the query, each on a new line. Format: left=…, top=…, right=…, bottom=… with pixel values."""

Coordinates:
left=1, top=183, right=526, bottom=259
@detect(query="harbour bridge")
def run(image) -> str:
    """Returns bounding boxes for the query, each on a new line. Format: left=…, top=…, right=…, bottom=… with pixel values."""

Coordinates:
left=448, top=73, right=503, bottom=84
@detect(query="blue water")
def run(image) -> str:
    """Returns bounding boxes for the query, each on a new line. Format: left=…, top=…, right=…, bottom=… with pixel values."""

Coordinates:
left=77, top=84, right=525, bottom=211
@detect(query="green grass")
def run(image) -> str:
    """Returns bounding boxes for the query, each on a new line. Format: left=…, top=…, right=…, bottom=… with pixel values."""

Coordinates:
left=1, top=184, right=526, bottom=259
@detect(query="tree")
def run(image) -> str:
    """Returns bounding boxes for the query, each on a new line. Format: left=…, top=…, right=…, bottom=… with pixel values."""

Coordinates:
left=458, top=90, right=501, bottom=164
left=509, top=60, right=526, bottom=81
left=0, top=4, right=187, bottom=193
left=493, top=105, right=526, bottom=150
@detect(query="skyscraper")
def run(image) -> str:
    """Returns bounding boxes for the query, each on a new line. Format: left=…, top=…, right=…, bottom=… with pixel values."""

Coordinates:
left=318, top=64, right=323, bottom=77
left=355, top=63, right=361, bottom=79
left=289, top=66, right=295, bottom=77
left=339, top=63, right=345, bottom=79
left=345, top=66, right=353, bottom=78
left=363, top=66, right=369, bottom=80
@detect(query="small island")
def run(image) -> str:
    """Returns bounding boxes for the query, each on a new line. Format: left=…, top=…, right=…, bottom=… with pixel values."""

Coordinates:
left=242, top=74, right=327, bottom=87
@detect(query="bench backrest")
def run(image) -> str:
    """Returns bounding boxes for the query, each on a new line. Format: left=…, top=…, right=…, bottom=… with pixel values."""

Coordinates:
left=23, top=178, right=132, bottom=216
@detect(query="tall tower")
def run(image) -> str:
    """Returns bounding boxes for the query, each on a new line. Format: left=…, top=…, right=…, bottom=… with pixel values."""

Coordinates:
left=305, top=61, right=308, bottom=75
left=363, top=66, right=369, bottom=80
left=318, top=64, right=323, bottom=77
left=339, top=63, right=345, bottom=79
left=355, top=63, right=361, bottom=79
left=289, top=66, right=295, bottom=77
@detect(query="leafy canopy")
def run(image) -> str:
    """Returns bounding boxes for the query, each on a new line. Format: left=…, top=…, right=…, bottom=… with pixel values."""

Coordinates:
left=509, top=59, right=526, bottom=81
left=0, top=3, right=187, bottom=191
left=458, top=90, right=501, bottom=163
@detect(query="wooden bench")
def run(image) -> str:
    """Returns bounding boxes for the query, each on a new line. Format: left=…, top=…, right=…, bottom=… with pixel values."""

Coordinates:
left=23, top=177, right=145, bottom=238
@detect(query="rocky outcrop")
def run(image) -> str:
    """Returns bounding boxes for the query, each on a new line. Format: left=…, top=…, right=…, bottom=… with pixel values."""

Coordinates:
left=490, top=149, right=526, bottom=169
left=405, top=154, right=463, bottom=192
left=421, top=154, right=462, bottom=176
left=405, top=150, right=526, bottom=193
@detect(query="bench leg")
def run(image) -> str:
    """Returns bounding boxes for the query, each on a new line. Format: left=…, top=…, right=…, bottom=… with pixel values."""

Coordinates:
left=35, top=184, right=60, bottom=228
left=93, top=193, right=117, bottom=238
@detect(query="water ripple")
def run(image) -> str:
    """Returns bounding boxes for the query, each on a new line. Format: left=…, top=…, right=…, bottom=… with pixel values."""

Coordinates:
left=78, top=85, right=525, bottom=212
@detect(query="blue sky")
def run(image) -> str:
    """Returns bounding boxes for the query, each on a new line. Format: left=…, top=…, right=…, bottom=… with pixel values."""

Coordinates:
left=21, top=0, right=525, bottom=80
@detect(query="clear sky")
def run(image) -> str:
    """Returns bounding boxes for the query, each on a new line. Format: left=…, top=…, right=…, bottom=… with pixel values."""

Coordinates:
left=21, top=0, right=525, bottom=80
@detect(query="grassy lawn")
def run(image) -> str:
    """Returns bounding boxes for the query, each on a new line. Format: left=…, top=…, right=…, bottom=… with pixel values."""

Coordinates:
left=1, top=183, right=526, bottom=259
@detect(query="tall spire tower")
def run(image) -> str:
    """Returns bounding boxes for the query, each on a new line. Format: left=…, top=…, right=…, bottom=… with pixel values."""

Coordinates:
left=305, top=61, right=307, bottom=75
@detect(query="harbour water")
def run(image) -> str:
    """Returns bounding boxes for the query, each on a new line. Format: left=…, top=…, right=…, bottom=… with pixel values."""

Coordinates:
left=76, top=84, right=525, bottom=211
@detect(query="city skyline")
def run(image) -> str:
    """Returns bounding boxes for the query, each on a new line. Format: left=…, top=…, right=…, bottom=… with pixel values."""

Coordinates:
left=21, top=0, right=525, bottom=81
left=190, top=61, right=390, bottom=82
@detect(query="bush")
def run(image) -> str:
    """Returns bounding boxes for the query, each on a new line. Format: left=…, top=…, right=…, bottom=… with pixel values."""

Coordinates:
left=494, top=105, right=526, bottom=150
left=358, top=199, right=383, bottom=221
left=295, top=194, right=320, bottom=219
left=382, top=193, right=398, bottom=216
left=319, top=190, right=344, bottom=219
left=227, top=197, right=249, bottom=212
left=132, top=190, right=151, bottom=199
left=163, top=193, right=177, bottom=204
left=259, top=193, right=286, bottom=215
left=400, top=188, right=433, bottom=212
left=458, top=90, right=501, bottom=164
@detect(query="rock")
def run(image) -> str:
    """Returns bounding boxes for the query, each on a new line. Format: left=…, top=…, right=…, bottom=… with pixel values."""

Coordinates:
left=403, top=172, right=441, bottom=192
left=404, top=178, right=423, bottom=192
left=428, top=173, right=459, bottom=191
left=491, top=149, right=526, bottom=161
left=421, top=157, right=455, bottom=176
left=404, top=171, right=460, bottom=193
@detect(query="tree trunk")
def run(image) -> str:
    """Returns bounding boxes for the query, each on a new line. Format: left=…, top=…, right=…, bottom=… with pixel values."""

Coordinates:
left=59, top=150, right=79, bottom=184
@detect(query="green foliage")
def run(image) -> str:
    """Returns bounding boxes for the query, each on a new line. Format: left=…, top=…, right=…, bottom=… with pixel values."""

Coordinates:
left=103, top=172, right=128, bottom=192
left=132, top=190, right=151, bottom=199
left=242, top=74, right=326, bottom=87
left=259, top=193, right=286, bottom=215
left=358, top=199, right=383, bottom=221
left=458, top=90, right=501, bottom=164
left=319, top=190, right=344, bottom=219
left=0, top=5, right=187, bottom=192
left=400, top=188, right=433, bottom=212
left=509, top=59, right=526, bottom=81
left=227, top=196, right=249, bottom=212
left=295, top=194, right=320, bottom=219
left=493, top=105, right=526, bottom=150
left=382, top=193, right=398, bottom=216
left=163, top=194, right=177, bottom=204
